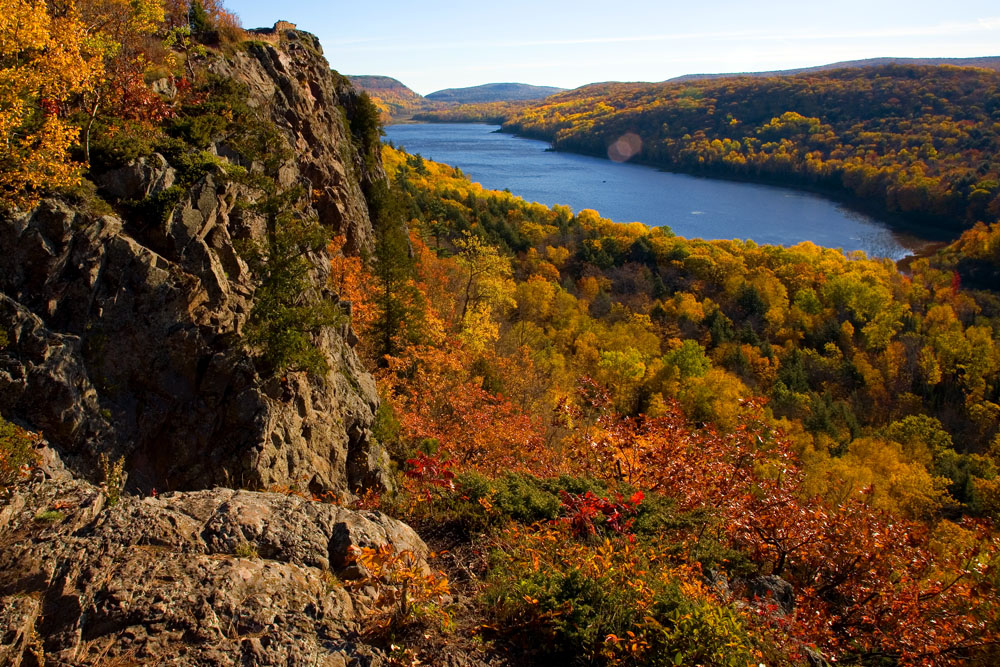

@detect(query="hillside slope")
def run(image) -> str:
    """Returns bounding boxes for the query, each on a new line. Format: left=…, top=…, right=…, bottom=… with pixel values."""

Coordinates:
left=347, top=77, right=565, bottom=122
left=347, top=74, right=422, bottom=101
left=346, top=74, right=428, bottom=121
left=4, top=7, right=1000, bottom=666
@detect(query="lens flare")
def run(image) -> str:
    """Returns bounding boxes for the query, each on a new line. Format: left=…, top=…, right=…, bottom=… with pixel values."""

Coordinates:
left=608, top=133, right=642, bottom=162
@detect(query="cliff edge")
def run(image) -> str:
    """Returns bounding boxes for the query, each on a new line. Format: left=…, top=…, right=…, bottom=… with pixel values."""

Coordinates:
left=0, top=30, right=388, bottom=497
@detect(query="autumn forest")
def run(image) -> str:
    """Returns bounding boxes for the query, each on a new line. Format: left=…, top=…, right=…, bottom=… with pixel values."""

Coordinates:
left=3, top=1, right=1000, bottom=665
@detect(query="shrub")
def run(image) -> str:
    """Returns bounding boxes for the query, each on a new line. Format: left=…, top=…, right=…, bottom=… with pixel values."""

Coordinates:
left=125, top=184, right=185, bottom=223
left=347, top=543, right=450, bottom=631
left=99, top=453, right=126, bottom=505
left=0, top=416, right=40, bottom=490
left=58, top=178, right=114, bottom=216
left=458, top=472, right=567, bottom=523
left=213, top=12, right=246, bottom=50
left=411, top=472, right=608, bottom=532
left=163, top=75, right=259, bottom=156
left=643, top=585, right=762, bottom=667
left=167, top=112, right=228, bottom=150
left=373, top=398, right=403, bottom=458
left=483, top=524, right=767, bottom=666
left=86, top=119, right=158, bottom=171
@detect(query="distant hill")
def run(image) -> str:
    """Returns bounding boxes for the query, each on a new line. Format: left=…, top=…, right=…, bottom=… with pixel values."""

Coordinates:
left=347, top=78, right=567, bottom=121
left=347, top=75, right=423, bottom=103
left=669, top=56, right=1000, bottom=82
left=425, top=82, right=565, bottom=103
left=347, top=75, right=428, bottom=121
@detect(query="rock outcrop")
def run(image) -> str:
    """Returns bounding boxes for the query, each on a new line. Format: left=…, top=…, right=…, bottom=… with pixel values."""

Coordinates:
left=210, top=30, right=386, bottom=254
left=0, top=474, right=426, bottom=665
left=0, top=31, right=389, bottom=497
left=744, top=574, right=796, bottom=615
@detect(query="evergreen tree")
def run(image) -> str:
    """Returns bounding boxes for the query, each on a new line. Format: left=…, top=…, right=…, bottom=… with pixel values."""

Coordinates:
left=188, top=0, right=210, bottom=37
left=369, top=182, right=425, bottom=362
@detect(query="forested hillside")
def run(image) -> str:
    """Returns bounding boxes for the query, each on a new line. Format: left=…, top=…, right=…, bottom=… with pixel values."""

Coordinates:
left=411, top=99, right=533, bottom=123
left=669, top=56, right=1000, bottom=82
left=499, top=65, right=1000, bottom=233
left=348, top=79, right=563, bottom=123
left=347, top=74, right=430, bottom=120
left=327, top=144, right=1000, bottom=665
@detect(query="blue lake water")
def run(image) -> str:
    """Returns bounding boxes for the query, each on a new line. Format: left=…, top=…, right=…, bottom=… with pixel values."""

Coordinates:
left=385, top=123, right=942, bottom=259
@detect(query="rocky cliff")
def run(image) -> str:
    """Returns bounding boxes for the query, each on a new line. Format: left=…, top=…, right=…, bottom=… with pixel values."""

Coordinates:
left=0, top=30, right=388, bottom=497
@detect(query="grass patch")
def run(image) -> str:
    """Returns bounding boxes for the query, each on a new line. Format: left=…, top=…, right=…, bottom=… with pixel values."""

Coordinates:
left=234, top=541, right=259, bottom=559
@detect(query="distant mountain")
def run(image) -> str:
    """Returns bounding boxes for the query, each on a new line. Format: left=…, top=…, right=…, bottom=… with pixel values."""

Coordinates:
left=669, top=56, right=1000, bottom=82
left=346, top=78, right=567, bottom=121
left=425, top=82, right=565, bottom=103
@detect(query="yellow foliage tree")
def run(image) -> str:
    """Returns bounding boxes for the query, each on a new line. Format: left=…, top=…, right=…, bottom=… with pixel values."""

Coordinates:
left=803, top=437, right=948, bottom=519
left=677, top=368, right=750, bottom=431
left=454, top=233, right=515, bottom=352
left=0, top=0, right=102, bottom=209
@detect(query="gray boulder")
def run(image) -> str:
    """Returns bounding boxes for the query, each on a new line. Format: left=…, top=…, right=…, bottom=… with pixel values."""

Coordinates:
left=0, top=476, right=427, bottom=665
left=745, top=574, right=795, bottom=615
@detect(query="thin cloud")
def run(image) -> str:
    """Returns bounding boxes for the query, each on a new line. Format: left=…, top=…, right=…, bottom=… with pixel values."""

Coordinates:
left=331, top=17, right=1000, bottom=54
left=502, top=17, right=1000, bottom=46
left=790, top=17, right=1000, bottom=40
left=500, top=30, right=765, bottom=47
left=324, top=37, right=394, bottom=46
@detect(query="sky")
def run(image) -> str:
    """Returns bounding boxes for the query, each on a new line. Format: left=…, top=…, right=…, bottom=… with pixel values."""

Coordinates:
left=227, top=1, right=1000, bottom=95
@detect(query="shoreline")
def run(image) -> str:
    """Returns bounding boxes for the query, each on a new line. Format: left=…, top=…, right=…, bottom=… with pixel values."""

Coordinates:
left=386, top=121, right=961, bottom=264
left=494, top=126, right=964, bottom=247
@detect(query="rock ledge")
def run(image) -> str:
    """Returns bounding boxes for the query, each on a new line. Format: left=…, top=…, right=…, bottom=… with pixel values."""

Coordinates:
left=0, top=476, right=425, bottom=665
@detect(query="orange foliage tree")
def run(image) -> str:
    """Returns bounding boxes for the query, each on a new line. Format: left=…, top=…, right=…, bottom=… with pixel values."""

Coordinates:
left=0, top=0, right=103, bottom=208
left=560, top=392, right=1000, bottom=663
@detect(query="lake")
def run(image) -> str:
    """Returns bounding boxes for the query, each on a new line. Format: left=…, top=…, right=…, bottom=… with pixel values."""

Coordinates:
left=385, top=123, right=944, bottom=259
